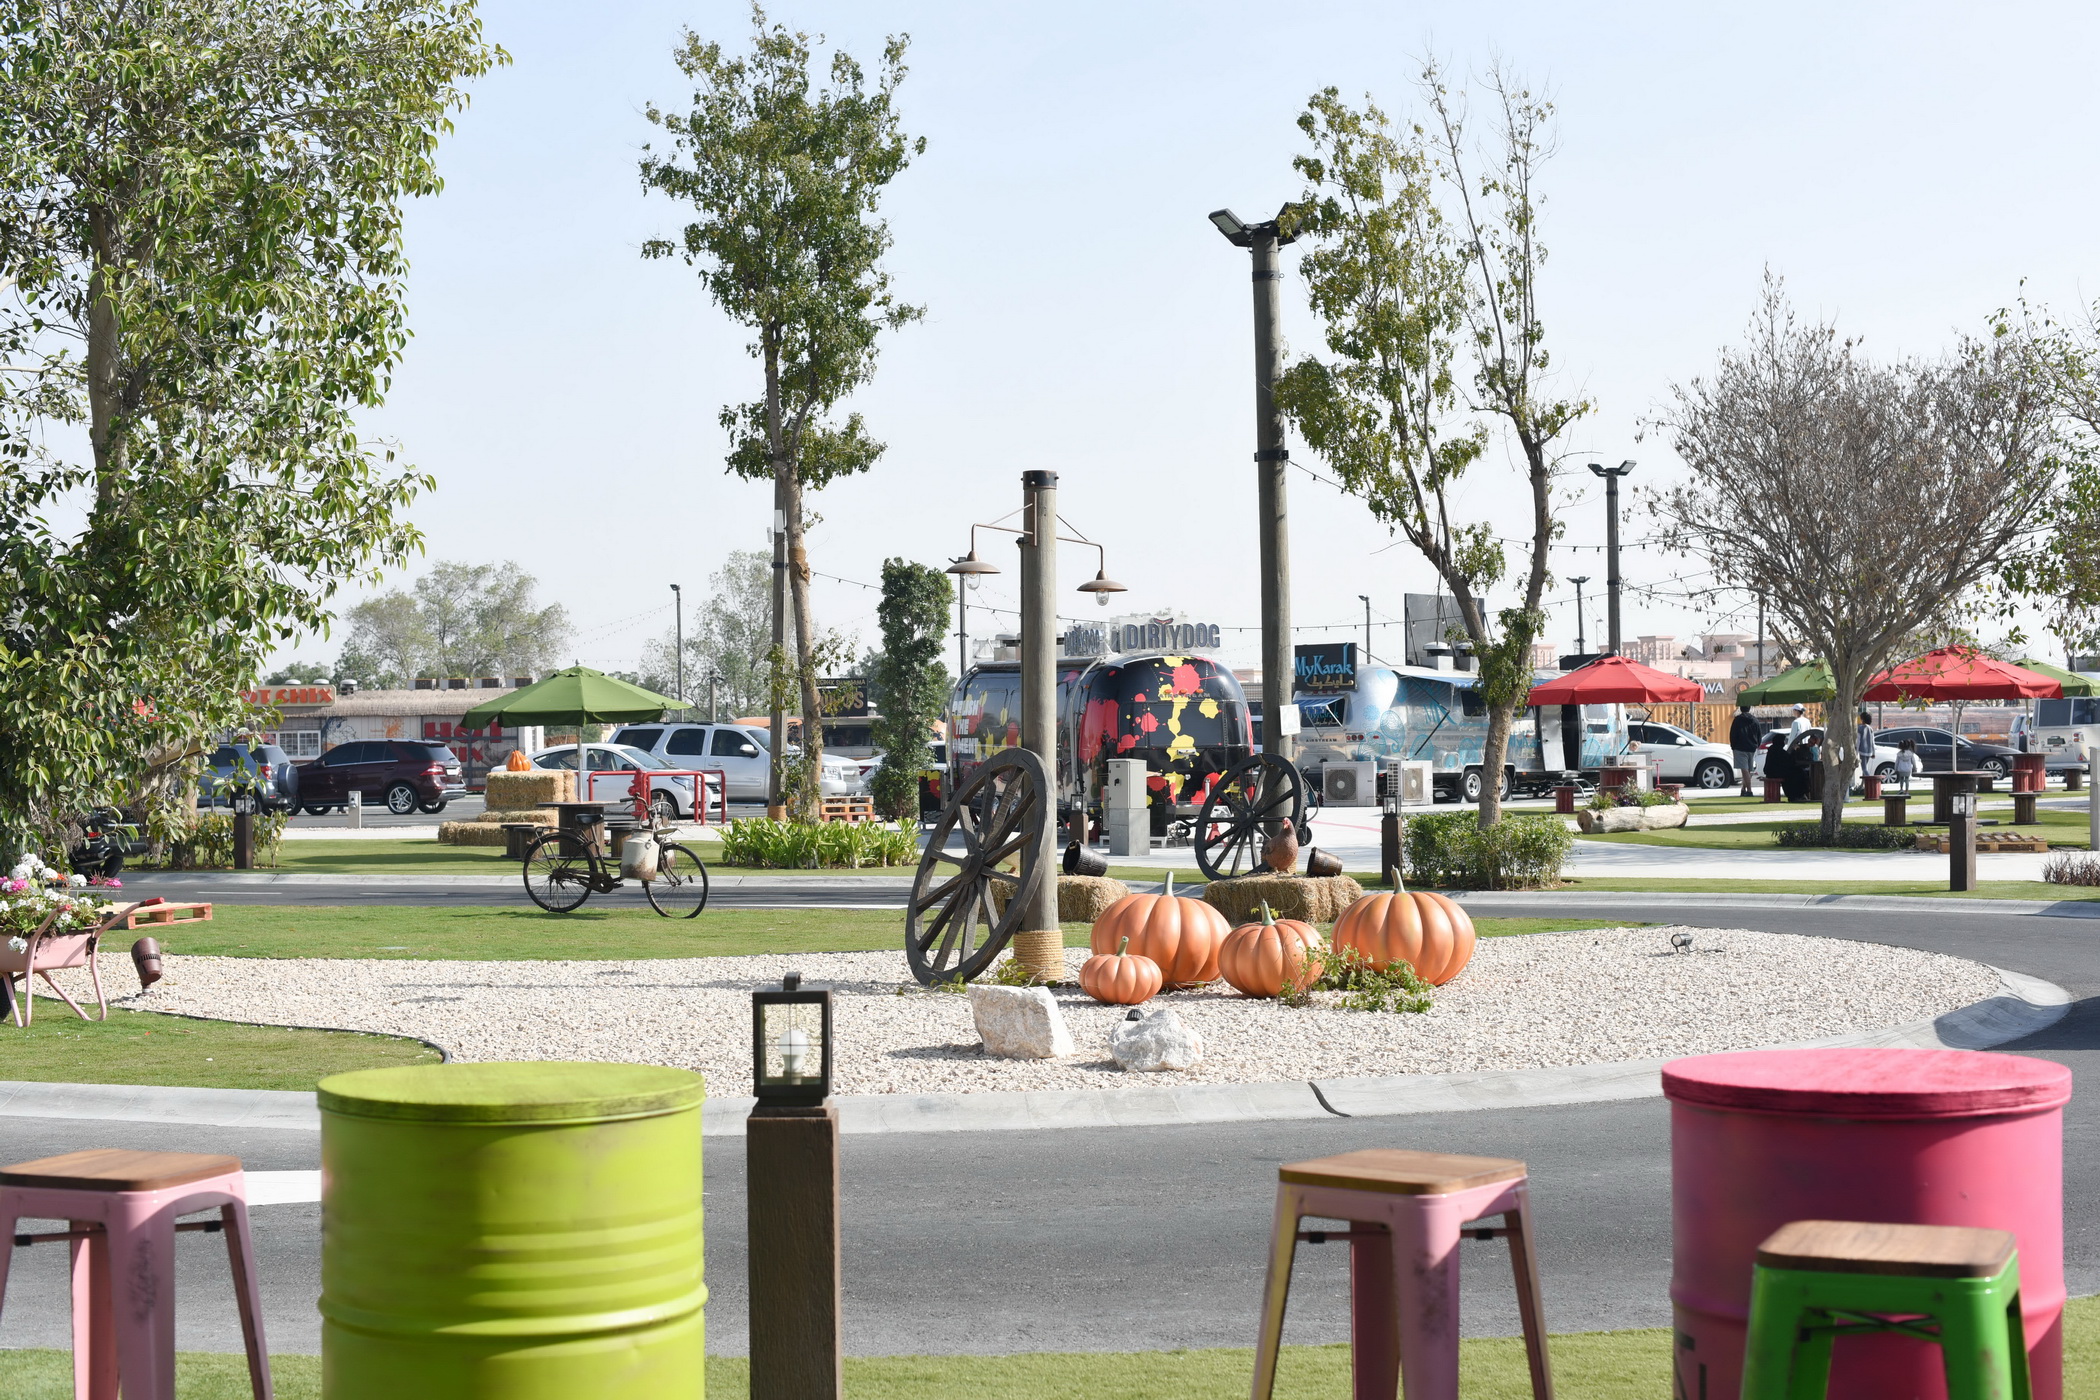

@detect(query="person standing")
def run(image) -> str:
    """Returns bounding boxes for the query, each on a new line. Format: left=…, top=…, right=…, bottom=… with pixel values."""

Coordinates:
left=1729, top=702, right=1762, bottom=796
left=1855, top=708, right=1876, bottom=789
left=1788, top=703, right=1811, bottom=741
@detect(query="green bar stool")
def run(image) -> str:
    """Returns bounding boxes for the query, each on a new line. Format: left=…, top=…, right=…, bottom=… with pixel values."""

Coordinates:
left=1741, top=1220, right=2031, bottom=1400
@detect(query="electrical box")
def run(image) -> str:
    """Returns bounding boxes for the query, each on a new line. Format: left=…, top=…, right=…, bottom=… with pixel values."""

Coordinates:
left=1324, top=759, right=1377, bottom=807
left=1104, top=759, right=1149, bottom=812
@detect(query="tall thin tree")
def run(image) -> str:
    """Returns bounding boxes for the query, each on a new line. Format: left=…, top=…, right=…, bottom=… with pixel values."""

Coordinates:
left=641, top=4, right=923, bottom=816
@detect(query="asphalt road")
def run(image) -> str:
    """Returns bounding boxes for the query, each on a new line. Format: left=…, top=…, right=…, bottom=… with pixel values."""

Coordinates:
left=0, top=899, right=2093, bottom=1358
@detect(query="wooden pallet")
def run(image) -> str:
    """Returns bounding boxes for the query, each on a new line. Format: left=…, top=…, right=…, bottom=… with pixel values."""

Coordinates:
left=120, top=900, right=213, bottom=929
left=1913, top=834, right=2049, bottom=854
left=818, top=797, right=878, bottom=824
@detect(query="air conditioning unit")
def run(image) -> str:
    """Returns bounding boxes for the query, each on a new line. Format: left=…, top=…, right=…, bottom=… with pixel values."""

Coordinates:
left=1383, top=759, right=1433, bottom=806
left=1324, top=759, right=1377, bottom=806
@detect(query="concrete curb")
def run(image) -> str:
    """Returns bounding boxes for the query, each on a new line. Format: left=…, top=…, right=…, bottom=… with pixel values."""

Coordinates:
left=0, top=968, right=2066, bottom=1139
left=119, top=871, right=916, bottom=890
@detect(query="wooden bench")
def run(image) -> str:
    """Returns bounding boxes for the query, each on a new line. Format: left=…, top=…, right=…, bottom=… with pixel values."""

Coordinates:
left=119, top=901, right=212, bottom=930
left=818, top=797, right=878, bottom=824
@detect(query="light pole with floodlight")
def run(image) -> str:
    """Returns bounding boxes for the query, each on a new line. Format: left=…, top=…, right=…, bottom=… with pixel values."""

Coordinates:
left=1587, top=461, right=1635, bottom=654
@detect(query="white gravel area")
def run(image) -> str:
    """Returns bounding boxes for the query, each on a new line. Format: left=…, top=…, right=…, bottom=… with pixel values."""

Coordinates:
left=93, top=926, right=2002, bottom=1095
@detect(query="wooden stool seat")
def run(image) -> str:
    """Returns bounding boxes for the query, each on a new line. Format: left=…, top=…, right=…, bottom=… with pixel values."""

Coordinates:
left=1757, top=1219, right=2017, bottom=1279
left=1254, top=1148, right=1551, bottom=1400
left=1742, top=1219, right=2030, bottom=1400
left=1279, top=1148, right=1527, bottom=1196
left=1, top=1149, right=243, bottom=1194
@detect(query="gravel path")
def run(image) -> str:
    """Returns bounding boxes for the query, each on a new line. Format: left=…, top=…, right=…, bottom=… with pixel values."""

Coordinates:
left=93, top=926, right=2002, bottom=1096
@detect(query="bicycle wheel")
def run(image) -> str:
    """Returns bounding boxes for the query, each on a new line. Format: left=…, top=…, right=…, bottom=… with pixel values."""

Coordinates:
left=645, top=841, right=711, bottom=918
left=523, top=831, right=593, bottom=913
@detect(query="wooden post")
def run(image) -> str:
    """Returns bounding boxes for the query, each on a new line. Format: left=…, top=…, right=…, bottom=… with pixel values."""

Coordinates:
left=1949, top=809, right=1977, bottom=892
left=748, top=1103, right=841, bottom=1400
left=1380, top=811, right=1401, bottom=887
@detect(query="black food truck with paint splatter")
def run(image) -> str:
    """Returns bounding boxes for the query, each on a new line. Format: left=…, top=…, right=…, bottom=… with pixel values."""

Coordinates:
left=945, top=651, right=1255, bottom=837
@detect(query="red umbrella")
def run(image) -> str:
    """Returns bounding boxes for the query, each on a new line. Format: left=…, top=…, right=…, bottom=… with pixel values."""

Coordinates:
left=1527, top=655, right=1704, bottom=706
left=1862, top=648, right=2062, bottom=702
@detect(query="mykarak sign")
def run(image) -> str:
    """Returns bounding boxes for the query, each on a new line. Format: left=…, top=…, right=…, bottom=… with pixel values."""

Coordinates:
left=1294, top=642, right=1358, bottom=692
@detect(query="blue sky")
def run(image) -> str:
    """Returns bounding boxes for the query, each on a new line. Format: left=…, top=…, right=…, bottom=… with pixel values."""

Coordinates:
left=314, top=0, right=2100, bottom=674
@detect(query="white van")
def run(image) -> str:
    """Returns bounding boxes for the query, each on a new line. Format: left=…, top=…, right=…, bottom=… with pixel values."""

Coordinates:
left=2011, top=698, right=2099, bottom=772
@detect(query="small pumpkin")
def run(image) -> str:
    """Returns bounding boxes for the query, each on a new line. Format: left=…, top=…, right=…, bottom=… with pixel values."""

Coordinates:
left=505, top=748, right=533, bottom=771
left=1332, top=890, right=1475, bottom=986
left=1089, top=872, right=1230, bottom=987
left=1079, top=936, right=1163, bottom=1005
left=1218, top=902, right=1324, bottom=998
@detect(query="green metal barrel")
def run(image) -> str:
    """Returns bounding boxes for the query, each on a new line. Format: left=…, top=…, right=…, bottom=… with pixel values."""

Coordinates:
left=318, top=1061, right=706, bottom=1398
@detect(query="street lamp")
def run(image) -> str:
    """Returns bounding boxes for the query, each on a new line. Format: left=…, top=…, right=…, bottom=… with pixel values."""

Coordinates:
left=669, top=583, right=683, bottom=716
left=1358, top=595, right=1372, bottom=663
left=946, top=542, right=1002, bottom=680
left=1586, top=461, right=1635, bottom=654
left=1570, top=577, right=1590, bottom=656
left=1211, top=202, right=1303, bottom=761
left=751, top=970, right=832, bottom=1105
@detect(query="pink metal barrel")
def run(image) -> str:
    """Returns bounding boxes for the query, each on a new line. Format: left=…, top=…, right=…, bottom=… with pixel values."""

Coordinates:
left=1666, top=1047, right=2069, bottom=1400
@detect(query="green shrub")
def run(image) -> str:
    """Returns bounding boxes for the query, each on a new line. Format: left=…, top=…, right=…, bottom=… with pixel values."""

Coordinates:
left=1404, top=811, right=1571, bottom=890
left=717, top=817, right=918, bottom=869
left=141, top=809, right=285, bottom=870
left=1283, top=943, right=1434, bottom=1014
left=1772, top=822, right=1917, bottom=850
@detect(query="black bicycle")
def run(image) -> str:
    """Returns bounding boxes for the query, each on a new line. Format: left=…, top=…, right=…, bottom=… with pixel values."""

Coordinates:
left=521, top=817, right=709, bottom=917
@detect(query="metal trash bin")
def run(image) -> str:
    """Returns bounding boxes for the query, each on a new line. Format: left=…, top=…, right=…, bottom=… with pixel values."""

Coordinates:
left=319, top=1061, right=707, bottom=1398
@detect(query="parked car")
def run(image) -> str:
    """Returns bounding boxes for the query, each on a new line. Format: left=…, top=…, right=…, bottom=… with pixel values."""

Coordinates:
left=1871, top=726, right=2019, bottom=779
left=67, top=807, right=150, bottom=878
left=199, top=742, right=300, bottom=812
left=607, top=722, right=864, bottom=799
left=529, top=743, right=706, bottom=821
left=294, top=740, right=465, bottom=815
left=1623, top=722, right=1742, bottom=790
left=1749, top=728, right=1902, bottom=781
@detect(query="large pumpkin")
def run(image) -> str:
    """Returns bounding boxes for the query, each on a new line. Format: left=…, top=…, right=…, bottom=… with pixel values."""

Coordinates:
left=1079, top=937, right=1163, bottom=1005
left=1218, top=903, right=1324, bottom=999
left=1331, top=890, right=1475, bottom=986
left=1089, top=873, right=1229, bottom=987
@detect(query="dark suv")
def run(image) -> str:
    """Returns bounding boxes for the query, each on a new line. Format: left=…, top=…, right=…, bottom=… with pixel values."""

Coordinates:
left=199, top=743, right=300, bottom=812
left=295, top=741, right=465, bottom=815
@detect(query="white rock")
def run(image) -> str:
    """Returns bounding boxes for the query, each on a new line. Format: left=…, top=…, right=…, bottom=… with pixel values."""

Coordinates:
left=1110, top=1007, right=1205, bottom=1072
left=967, top=984, right=1075, bottom=1059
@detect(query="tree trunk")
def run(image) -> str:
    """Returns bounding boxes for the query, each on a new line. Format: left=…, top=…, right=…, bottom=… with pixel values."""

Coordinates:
left=1479, top=703, right=1511, bottom=826
left=785, top=476, right=824, bottom=818
left=1821, top=673, right=1863, bottom=840
left=84, top=215, right=125, bottom=498
left=763, top=335, right=789, bottom=818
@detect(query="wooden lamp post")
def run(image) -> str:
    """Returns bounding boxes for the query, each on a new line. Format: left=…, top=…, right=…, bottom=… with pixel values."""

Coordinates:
left=748, top=972, right=838, bottom=1400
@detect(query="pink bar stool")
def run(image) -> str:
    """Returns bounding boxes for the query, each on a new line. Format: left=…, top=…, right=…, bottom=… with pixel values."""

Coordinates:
left=0, top=1149, right=272, bottom=1400
left=1251, top=1148, right=1554, bottom=1400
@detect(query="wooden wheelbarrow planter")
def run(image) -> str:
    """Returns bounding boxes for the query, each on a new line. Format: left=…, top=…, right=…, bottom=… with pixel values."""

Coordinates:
left=2, top=900, right=154, bottom=1028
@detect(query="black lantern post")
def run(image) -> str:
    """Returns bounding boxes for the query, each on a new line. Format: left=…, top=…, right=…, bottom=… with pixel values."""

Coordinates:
left=747, top=972, right=840, bottom=1400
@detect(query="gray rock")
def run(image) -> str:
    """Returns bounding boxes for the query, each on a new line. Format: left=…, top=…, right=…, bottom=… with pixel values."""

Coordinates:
left=1110, top=1007, right=1205, bottom=1073
left=967, top=984, right=1076, bottom=1059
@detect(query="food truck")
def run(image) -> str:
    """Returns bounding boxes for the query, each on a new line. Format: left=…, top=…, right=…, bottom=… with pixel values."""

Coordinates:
left=1289, top=642, right=1623, bottom=802
left=946, top=619, right=1255, bottom=832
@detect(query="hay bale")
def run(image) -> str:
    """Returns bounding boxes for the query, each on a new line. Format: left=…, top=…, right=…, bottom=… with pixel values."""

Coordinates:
left=1201, top=873, right=1361, bottom=926
left=438, top=821, right=512, bottom=847
left=484, top=768, right=571, bottom=810
left=465, top=808, right=556, bottom=826
left=992, top=875, right=1131, bottom=923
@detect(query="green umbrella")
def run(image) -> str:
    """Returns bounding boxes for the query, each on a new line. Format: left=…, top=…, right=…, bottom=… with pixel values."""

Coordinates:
left=2012, top=658, right=2099, bottom=698
left=1735, top=660, right=1835, bottom=705
left=461, top=666, right=676, bottom=781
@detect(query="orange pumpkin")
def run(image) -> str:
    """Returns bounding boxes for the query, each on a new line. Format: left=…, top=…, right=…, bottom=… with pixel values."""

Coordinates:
left=1088, top=873, right=1230, bottom=987
left=1079, top=937, right=1163, bottom=1005
left=1332, top=890, right=1475, bottom=986
left=505, top=748, right=533, bottom=772
left=1218, top=903, right=1324, bottom=998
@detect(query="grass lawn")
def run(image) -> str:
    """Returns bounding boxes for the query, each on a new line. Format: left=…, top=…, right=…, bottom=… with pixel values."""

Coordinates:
left=6, top=1296, right=2099, bottom=1398
left=144, top=905, right=1611, bottom=962
left=1562, top=877, right=2100, bottom=900
left=1578, top=803, right=2092, bottom=850
left=0, top=1008, right=437, bottom=1089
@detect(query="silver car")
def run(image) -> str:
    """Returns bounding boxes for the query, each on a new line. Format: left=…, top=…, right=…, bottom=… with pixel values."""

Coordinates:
left=1624, top=721, right=1742, bottom=790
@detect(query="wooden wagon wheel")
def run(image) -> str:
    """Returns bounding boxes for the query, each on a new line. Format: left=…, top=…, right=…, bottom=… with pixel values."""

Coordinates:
left=905, top=746, right=1051, bottom=986
left=1194, top=752, right=1307, bottom=881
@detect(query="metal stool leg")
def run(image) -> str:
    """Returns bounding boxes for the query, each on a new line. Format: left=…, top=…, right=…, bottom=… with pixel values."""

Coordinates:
left=219, top=1200, right=274, bottom=1400
left=1347, top=1220, right=1399, bottom=1400
left=70, top=1221, right=116, bottom=1400
left=1250, top=1184, right=1304, bottom=1400
left=1503, top=1195, right=1555, bottom=1399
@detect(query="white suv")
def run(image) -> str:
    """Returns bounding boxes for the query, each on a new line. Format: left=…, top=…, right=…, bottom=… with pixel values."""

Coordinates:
left=608, top=722, right=863, bottom=799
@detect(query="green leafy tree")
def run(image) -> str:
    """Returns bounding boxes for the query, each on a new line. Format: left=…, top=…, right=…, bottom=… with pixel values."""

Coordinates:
left=0, top=0, right=500, bottom=847
left=868, top=560, right=951, bottom=821
left=1276, top=63, right=1584, bottom=827
left=640, top=549, right=773, bottom=718
left=337, top=561, right=569, bottom=688
left=640, top=4, right=923, bottom=815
